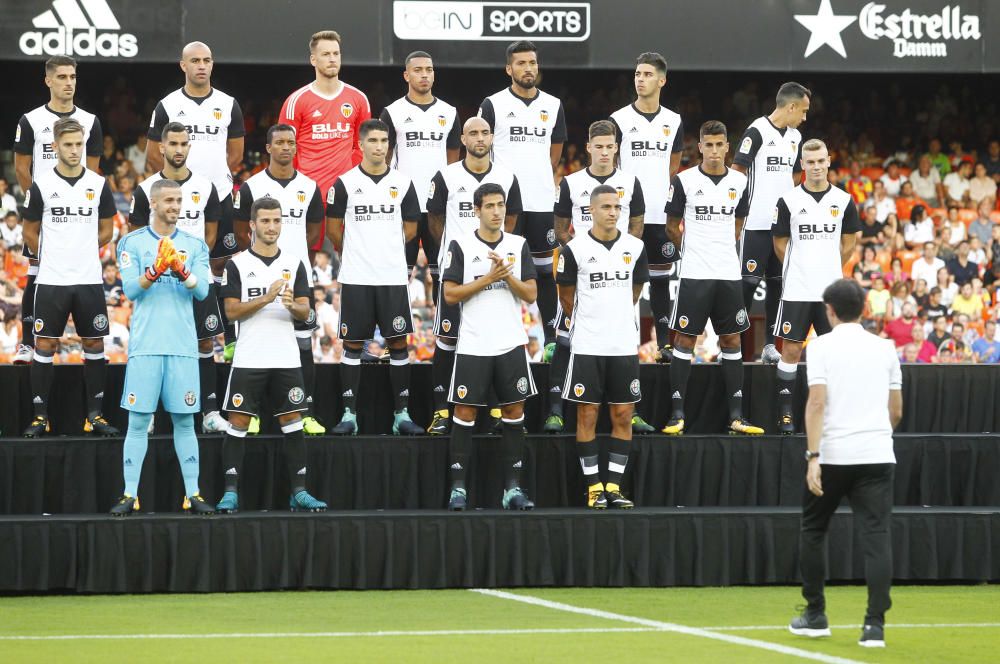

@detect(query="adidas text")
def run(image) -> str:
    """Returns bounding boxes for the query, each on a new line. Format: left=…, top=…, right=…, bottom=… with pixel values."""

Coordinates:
left=20, top=0, right=138, bottom=58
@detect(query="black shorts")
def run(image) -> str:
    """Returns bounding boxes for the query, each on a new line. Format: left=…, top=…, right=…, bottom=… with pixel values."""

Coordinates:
left=338, top=283, right=413, bottom=341
left=294, top=289, right=318, bottom=338
left=194, top=282, right=223, bottom=340
left=405, top=213, right=440, bottom=270
left=642, top=224, right=679, bottom=265
left=670, top=278, right=749, bottom=336
left=33, top=283, right=109, bottom=338
left=223, top=366, right=307, bottom=417
left=521, top=211, right=557, bottom=254
left=449, top=346, right=537, bottom=407
left=563, top=353, right=641, bottom=405
left=775, top=300, right=832, bottom=342
left=740, top=229, right=782, bottom=279
left=210, top=194, right=240, bottom=259
left=433, top=278, right=460, bottom=339
left=554, top=300, right=571, bottom=336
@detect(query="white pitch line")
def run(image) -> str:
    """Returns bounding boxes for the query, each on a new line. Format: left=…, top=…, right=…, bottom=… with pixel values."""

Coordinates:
left=472, top=588, right=865, bottom=664
left=705, top=623, right=1000, bottom=631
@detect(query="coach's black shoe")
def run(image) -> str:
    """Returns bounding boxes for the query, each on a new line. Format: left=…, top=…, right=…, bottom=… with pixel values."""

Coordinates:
left=448, top=487, right=467, bottom=511
left=183, top=494, right=215, bottom=515
left=631, top=414, right=655, bottom=434
left=502, top=487, right=535, bottom=511
left=788, top=610, right=831, bottom=638
left=331, top=409, right=358, bottom=435
left=22, top=416, right=50, bottom=438
left=778, top=414, right=795, bottom=435
left=604, top=488, right=634, bottom=509
left=427, top=410, right=451, bottom=435
left=85, top=415, right=120, bottom=437
left=859, top=623, right=885, bottom=648
left=656, top=344, right=673, bottom=364
left=109, top=494, right=139, bottom=516
left=290, top=490, right=328, bottom=512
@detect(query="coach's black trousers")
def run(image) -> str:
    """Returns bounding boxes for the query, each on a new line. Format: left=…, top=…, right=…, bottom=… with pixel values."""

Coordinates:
left=799, top=463, right=894, bottom=624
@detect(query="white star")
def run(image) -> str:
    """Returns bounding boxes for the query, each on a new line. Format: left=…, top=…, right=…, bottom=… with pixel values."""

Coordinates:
left=794, top=0, right=857, bottom=58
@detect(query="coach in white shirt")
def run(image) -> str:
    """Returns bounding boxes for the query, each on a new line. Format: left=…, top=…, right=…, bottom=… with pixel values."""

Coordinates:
left=788, top=278, right=902, bottom=649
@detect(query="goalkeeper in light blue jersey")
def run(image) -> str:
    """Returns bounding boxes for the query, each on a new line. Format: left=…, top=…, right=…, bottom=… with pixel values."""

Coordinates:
left=109, top=179, right=214, bottom=516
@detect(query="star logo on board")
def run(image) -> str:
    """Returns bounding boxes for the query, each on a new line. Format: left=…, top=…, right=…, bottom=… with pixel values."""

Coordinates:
left=794, top=0, right=857, bottom=58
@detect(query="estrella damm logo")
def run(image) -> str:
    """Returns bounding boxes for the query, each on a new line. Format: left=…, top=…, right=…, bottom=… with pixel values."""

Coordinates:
left=830, top=204, right=840, bottom=218
left=85, top=188, right=95, bottom=201
left=728, top=187, right=738, bottom=201
left=622, top=251, right=632, bottom=265
left=341, top=103, right=354, bottom=118
left=389, top=186, right=399, bottom=199
left=616, top=186, right=625, bottom=199
left=540, top=109, right=549, bottom=122
left=296, top=190, right=306, bottom=203
left=437, top=115, right=447, bottom=127
left=213, top=107, right=223, bottom=120
left=191, top=191, right=201, bottom=204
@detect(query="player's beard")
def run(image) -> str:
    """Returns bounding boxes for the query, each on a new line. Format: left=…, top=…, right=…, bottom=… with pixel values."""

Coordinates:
left=515, top=72, right=539, bottom=89
left=467, top=145, right=490, bottom=159
left=169, top=154, right=187, bottom=169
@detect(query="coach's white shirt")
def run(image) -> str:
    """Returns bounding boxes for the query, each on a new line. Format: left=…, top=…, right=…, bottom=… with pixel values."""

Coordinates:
left=806, top=322, right=901, bottom=465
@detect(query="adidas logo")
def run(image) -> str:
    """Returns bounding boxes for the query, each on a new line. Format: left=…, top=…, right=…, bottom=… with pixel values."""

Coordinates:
left=49, top=192, right=59, bottom=199
left=550, top=386, right=561, bottom=393
left=513, top=460, right=523, bottom=469
left=472, top=255, right=482, bottom=263
left=658, top=316, right=670, bottom=323
left=247, top=271, right=256, bottom=278
left=799, top=208, right=808, bottom=214
left=297, top=467, right=307, bottom=475
left=672, top=391, right=681, bottom=399
left=767, top=140, right=776, bottom=146
left=312, top=110, right=322, bottom=118
left=306, top=396, right=313, bottom=404
left=183, top=455, right=197, bottom=464
left=779, top=388, right=791, bottom=395
left=587, top=256, right=598, bottom=263
left=124, top=458, right=133, bottom=467
left=450, top=462, right=463, bottom=470
left=506, top=111, right=516, bottom=118
left=629, top=127, right=639, bottom=133
left=94, top=392, right=103, bottom=399
left=399, top=389, right=409, bottom=397
left=225, top=467, right=237, bottom=475
left=207, top=393, right=216, bottom=400
left=457, top=186, right=467, bottom=193
left=433, top=385, right=444, bottom=392
left=19, top=0, right=138, bottom=58
left=354, top=187, right=364, bottom=194
left=342, top=389, right=354, bottom=397
left=41, top=127, right=51, bottom=133
left=33, top=396, right=43, bottom=404
left=176, top=109, right=185, bottom=117
left=694, top=189, right=704, bottom=196
left=733, top=390, right=743, bottom=398
left=404, top=116, right=413, bottom=123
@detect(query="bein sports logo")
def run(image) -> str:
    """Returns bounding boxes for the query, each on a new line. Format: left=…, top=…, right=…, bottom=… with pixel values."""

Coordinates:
left=20, top=0, right=138, bottom=58
left=394, top=1, right=590, bottom=42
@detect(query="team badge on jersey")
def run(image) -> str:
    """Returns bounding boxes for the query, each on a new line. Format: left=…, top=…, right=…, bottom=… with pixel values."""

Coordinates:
left=505, top=252, right=516, bottom=265
left=630, top=379, right=640, bottom=396
left=205, top=314, right=219, bottom=331
left=288, top=387, right=305, bottom=404
left=93, top=314, right=109, bottom=331
left=546, top=229, right=556, bottom=246
left=516, top=377, right=528, bottom=395
left=85, top=188, right=95, bottom=201
left=184, top=391, right=197, bottom=407
left=736, top=309, right=748, bottom=326
left=441, top=319, right=451, bottom=333
left=616, top=186, right=625, bottom=199
left=213, top=107, right=223, bottom=120
left=622, top=251, right=632, bottom=265
left=389, top=186, right=399, bottom=199
left=662, top=125, right=672, bottom=137
left=127, top=392, right=137, bottom=406
left=281, top=268, right=292, bottom=282
left=296, top=190, right=306, bottom=203
left=437, top=115, right=447, bottom=127
left=340, top=323, right=348, bottom=337
left=392, top=316, right=406, bottom=332
left=34, top=318, right=44, bottom=333
left=573, top=383, right=585, bottom=397
left=739, top=137, right=753, bottom=154
left=341, top=103, right=354, bottom=118
left=782, top=321, right=792, bottom=335
left=679, top=316, right=689, bottom=329
left=661, top=242, right=675, bottom=258
left=232, top=393, right=244, bottom=408
left=540, top=109, right=549, bottom=122
left=223, top=233, right=237, bottom=250
left=829, top=205, right=840, bottom=218
left=191, top=191, right=201, bottom=204
left=557, top=254, right=565, bottom=272
left=457, top=385, right=468, bottom=399
left=119, top=251, right=132, bottom=268
left=728, top=188, right=738, bottom=201
left=746, top=259, right=758, bottom=273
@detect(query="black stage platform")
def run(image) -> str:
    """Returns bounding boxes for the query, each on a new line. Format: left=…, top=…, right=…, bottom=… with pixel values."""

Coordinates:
left=1, top=507, right=996, bottom=593
left=2, top=363, right=999, bottom=436
left=2, top=434, right=998, bottom=514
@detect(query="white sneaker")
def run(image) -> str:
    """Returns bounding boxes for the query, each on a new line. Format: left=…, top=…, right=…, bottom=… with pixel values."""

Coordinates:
left=147, top=414, right=155, bottom=435
left=13, top=344, right=33, bottom=365
left=761, top=343, right=781, bottom=364
left=201, top=410, right=228, bottom=433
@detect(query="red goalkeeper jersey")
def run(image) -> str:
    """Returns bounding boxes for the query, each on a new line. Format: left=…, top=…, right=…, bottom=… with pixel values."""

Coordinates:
left=280, top=82, right=371, bottom=197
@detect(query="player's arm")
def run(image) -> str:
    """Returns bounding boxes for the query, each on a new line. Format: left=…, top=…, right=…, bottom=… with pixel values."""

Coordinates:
left=553, top=178, right=573, bottom=245
left=632, top=247, right=650, bottom=304
left=840, top=200, right=861, bottom=265
left=555, top=244, right=578, bottom=321
left=21, top=183, right=44, bottom=255
left=446, top=117, right=461, bottom=164
left=669, top=120, right=684, bottom=179
left=804, top=342, right=828, bottom=496
left=772, top=199, right=792, bottom=263
left=628, top=178, right=646, bottom=239
left=306, top=184, right=325, bottom=250
left=186, top=240, right=211, bottom=300
left=664, top=175, right=686, bottom=249
left=203, top=186, right=222, bottom=250
left=280, top=262, right=311, bottom=321
left=86, top=117, right=103, bottom=173
left=128, top=185, right=151, bottom=232
left=97, top=181, right=116, bottom=246
left=232, top=182, right=253, bottom=249
left=505, top=176, right=524, bottom=234
left=443, top=241, right=501, bottom=305
left=325, top=179, right=349, bottom=252
left=426, top=171, right=447, bottom=243
left=117, top=237, right=150, bottom=299
left=227, top=101, right=246, bottom=174
left=502, top=241, right=538, bottom=303
left=888, top=349, right=903, bottom=428
left=145, top=102, right=169, bottom=173
left=730, top=126, right=762, bottom=176
left=734, top=186, right=751, bottom=243
left=477, top=99, right=495, bottom=131
left=549, top=103, right=568, bottom=173
left=222, top=262, right=284, bottom=322
left=380, top=109, right=396, bottom=166
left=792, top=139, right=804, bottom=186
left=13, top=116, right=35, bottom=193
left=401, top=183, right=421, bottom=242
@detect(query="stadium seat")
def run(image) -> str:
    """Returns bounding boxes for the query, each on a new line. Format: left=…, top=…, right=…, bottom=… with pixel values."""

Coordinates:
left=958, top=209, right=978, bottom=227
left=862, top=167, right=884, bottom=180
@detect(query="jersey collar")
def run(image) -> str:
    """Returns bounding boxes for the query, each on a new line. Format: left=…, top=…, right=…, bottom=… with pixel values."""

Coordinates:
left=44, top=104, right=77, bottom=118
left=145, top=226, right=179, bottom=241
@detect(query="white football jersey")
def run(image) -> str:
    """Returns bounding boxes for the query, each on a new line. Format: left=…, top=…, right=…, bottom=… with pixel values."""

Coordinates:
left=610, top=104, right=683, bottom=226
left=554, top=167, right=644, bottom=235
left=427, top=161, right=522, bottom=254
left=381, top=96, right=459, bottom=213
left=733, top=116, right=802, bottom=231
left=14, top=104, right=101, bottom=178
left=131, top=171, right=220, bottom=241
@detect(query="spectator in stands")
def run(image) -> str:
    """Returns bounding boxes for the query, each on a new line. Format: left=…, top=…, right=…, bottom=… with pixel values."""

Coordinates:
left=950, top=281, right=984, bottom=319
left=926, top=138, right=951, bottom=175
left=858, top=245, right=882, bottom=286
left=101, top=261, right=123, bottom=307
left=0, top=211, right=23, bottom=250
left=910, top=324, right=937, bottom=363
left=312, top=250, right=335, bottom=287
left=969, top=163, right=997, bottom=206
left=910, top=241, right=944, bottom=284
left=968, top=200, right=995, bottom=244
left=864, top=275, right=890, bottom=329
left=909, top=156, right=944, bottom=207
left=845, top=160, right=873, bottom=205
left=941, top=206, right=967, bottom=247
left=879, top=161, right=907, bottom=198
left=894, top=181, right=926, bottom=222
left=921, top=287, right=948, bottom=321
left=313, top=286, right=338, bottom=341
left=935, top=267, right=958, bottom=307
left=0, top=178, right=17, bottom=216
left=527, top=336, right=542, bottom=362
left=910, top=277, right=929, bottom=308
left=943, top=160, right=972, bottom=207
left=946, top=241, right=979, bottom=285
left=99, top=134, right=121, bottom=176
left=900, top=342, right=920, bottom=363
left=968, top=236, right=987, bottom=267
left=985, top=140, right=1000, bottom=180
left=316, top=335, right=340, bottom=363
left=903, top=206, right=934, bottom=248
left=124, top=135, right=147, bottom=176
left=0, top=312, right=18, bottom=355
left=972, top=320, right=1000, bottom=364
left=885, top=257, right=910, bottom=287
left=112, top=174, right=135, bottom=216
left=882, top=301, right=917, bottom=347
left=886, top=281, right=916, bottom=320
left=858, top=206, right=886, bottom=248
left=867, top=180, right=897, bottom=223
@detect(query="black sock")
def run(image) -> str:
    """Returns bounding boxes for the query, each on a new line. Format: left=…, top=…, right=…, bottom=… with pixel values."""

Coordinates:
left=649, top=273, right=672, bottom=349
left=340, top=348, right=361, bottom=412
left=535, top=266, right=557, bottom=345
left=777, top=361, right=797, bottom=417
left=432, top=339, right=455, bottom=412
left=502, top=417, right=525, bottom=490
left=547, top=341, right=569, bottom=417
left=669, top=347, right=692, bottom=419
left=430, top=271, right=440, bottom=306
left=577, top=437, right=600, bottom=489
left=299, top=346, right=315, bottom=417
left=720, top=348, right=745, bottom=421
left=30, top=348, right=54, bottom=418
left=389, top=347, right=410, bottom=411
left=21, top=273, right=35, bottom=347
left=283, top=421, right=307, bottom=494
left=450, top=416, right=474, bottom=489
left=221, top=427, right=246, bottom=492
left=764, top=277, right=782, bottom=346
left=607, top=436, right=631, bottom=489
left=84, top=353, right=107, bottom=420
left=199, top=354, right=218, bottom=413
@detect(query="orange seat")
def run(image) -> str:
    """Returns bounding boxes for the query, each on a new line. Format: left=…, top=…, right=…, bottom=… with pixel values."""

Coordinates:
left=896, top=249, right=919, bottom=274
left=990, top=211, right=1000, bottom=224
left=958, top=209, right=978, bottom=227
left=899, top=167, right=913, bottom=177
left=862, top=167, right=885, bottom=181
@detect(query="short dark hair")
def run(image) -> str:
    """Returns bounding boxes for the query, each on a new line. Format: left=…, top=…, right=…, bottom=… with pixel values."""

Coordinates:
left=589, top=184, right=618, bottom=202
left=505, top=40, right=537, bottom=64
left=266, top=123, right=296, bottom=145
left=911, top=204, right=926, bottom=220
left=775, top=82, right=811, bottom=108
left=45, top=55, right=76, bottom=74
left=251, top=197, right=281, bottom=220
left=405, top=50, right=432, bottom=66
left=359, top=119, right=389, bottom=140
left=473, top=183, right=506, bottom=208
left=52, top=117, right=84, bottom=140
left=699, top=120, right=727, bottom=140
left=635, top=52, right=667, bottom=76
left=588, top=120, right=616, bottom=141
left=822, top=278, right=865, bottom=323
left=161, top=121, right=188, bottom=142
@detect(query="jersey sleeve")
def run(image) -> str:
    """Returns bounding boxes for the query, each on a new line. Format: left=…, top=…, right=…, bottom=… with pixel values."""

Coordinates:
left=735, top=185, right=751, bottom=218
left=22, top=183, right=43, bottom=222
left=380, top=108, right=397, bottom=153
left=306, top=185, right=324, bottom=223
left=325, top=178, right=348, bottom=218
left=128, top=186, right=151, bottom=227
left=220, top=260, right=242, bottom=300
left=553, top=178, right=572, bottom=218
left=445, top=115, right=461, bottom=149
left=806, top=339, right=827, bottom=386
left=609, top=116, right=623, bottom=147
left=506, top=176, right=524, bottom=215
left=551, top=102, right=568, bottom=144
left=426, top=171, right=448, bottom=214
left=664, top=175, right=686, bottom=218
left=672, top=119, right=684, bottom=153
left=189, top=238, right=211, bottom=301
left=441, top=240, right=464, bottom=283
left=86, top=117, right=104, bottom=157
left=117, top=235, right=145, bottom=300
left=233, top=182, right=253, bottom=221
left=293, top=261, right=310, bottom=298
left=98, top=180, right=116, bottom=218
left=732, top=126, right=763, bottom=168
left=477, top=98, right=495, bottom=131
left=842, top=200, right=861, bottom=234
left=351, top=94, right=371, bottom=168
left=629, top=178, right=645, bottom=217
left=228, top=100, right=246, bottom=139
left=556, top=244, right=578, bottom=285
left=773, top=197, right=792, bottom=237
left=204, top=185, right=222, bottom=222
left=792, top=139, right=804, bottom=174
left=279, top=92, right=301, bottom=132
left=519, top=241, right=537, bottom=281
left=633, top=246, right=650, bottom=284
left=400, top=182, right=421, bottom=222
left=13, top=115, right=34, bottom=155
left=888, top=345, right=903, bottom=389
left=147, top=101, right=169, bottom=141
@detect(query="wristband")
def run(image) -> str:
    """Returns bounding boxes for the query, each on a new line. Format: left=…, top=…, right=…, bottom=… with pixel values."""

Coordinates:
left=144, top=265, right=162, bottom=282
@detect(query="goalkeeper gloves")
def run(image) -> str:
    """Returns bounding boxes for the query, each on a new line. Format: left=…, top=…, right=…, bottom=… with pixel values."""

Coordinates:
left=144, top=237, right=176, bottom=282
left=169, top=252, right=198, bottom=289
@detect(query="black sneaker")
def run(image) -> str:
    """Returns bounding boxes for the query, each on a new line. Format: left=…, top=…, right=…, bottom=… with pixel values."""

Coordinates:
left=109, top=494, right=139, bottom=516
left=858, top=623, right=885, bottom=648
left=22, top=415, right=50, bottom=438
left=778, top=414, right=795, bottom=435
left=656, top=344, right=673, bottom=364
left=788, top=610, right=831, bottom=638
left=448, top=487, right=467, bottom=511
left=605, top=489, right=634, bottom=509
left=183, top=494, right=215, bottom=515
left=86, top=415, right=120, bottom=437
left=502, top=487, right=534, bottom=510
left=427, top=410, right=451, bottom=435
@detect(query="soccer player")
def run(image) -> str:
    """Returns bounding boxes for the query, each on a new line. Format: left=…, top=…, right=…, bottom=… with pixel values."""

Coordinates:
left=216, top=198, right=327, bottom=513
left=772, top=139, right=859, bottom=434
left=478, top=41, right=565, bottom=354
left=281, top=30, right=371, bottom=239
left=325, top=119, right=423, bottom=436
left=21, top=118, right=118, bottom=438
left=234, top=124, right=326, bottom=436
left=425, top=117, right=522, bottom=435
left=441, top=183, right=538, bottom=511
left=146, top=41, right=246, bottom=354
left=129, top=121, right=228, bottom=434
left=109, top=179, right=213, bottom=516
left=12, top=55, right=103, bottom=365
left=732, top=82, right=810, bottom=363
left=663, top=121, right=763, bottom=436
left=381, top=50, right=461, bottom=290
left=557, top=185, right=648, bottom=509
left=610, top=52, right=683, bottom=362
left=551, top=119, right=651, bottom=435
